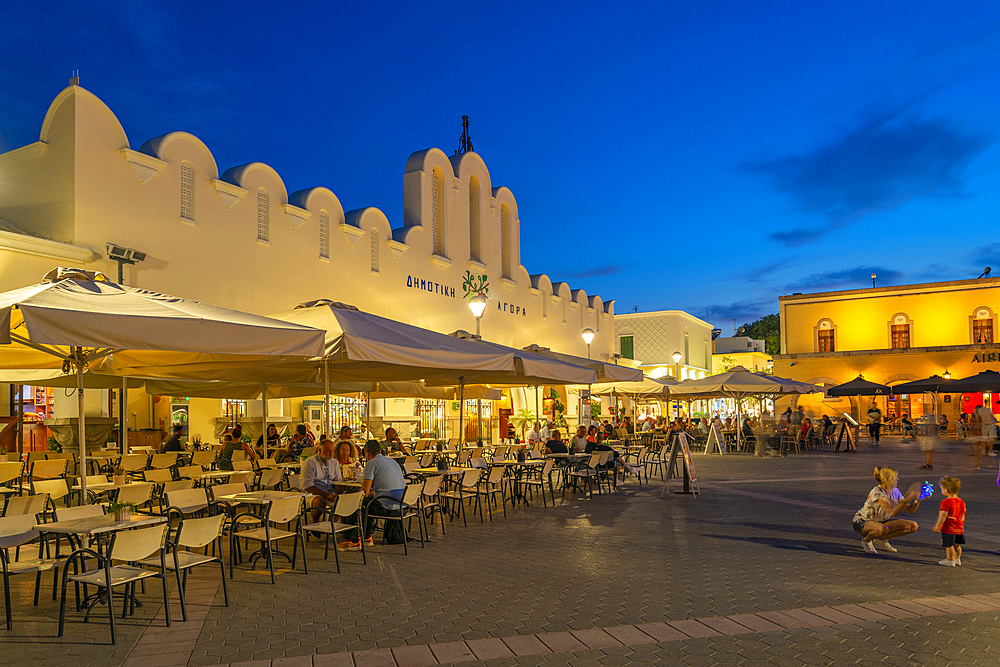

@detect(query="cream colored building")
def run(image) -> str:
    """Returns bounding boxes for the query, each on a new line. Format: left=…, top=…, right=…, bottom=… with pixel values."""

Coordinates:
left=775, top=277, right=1000, bottom=421
left=711, top=336, right=772, bottom=374
left=613, top=310, right=713, bottom=380
left=0, top=85, right=617, bottom=443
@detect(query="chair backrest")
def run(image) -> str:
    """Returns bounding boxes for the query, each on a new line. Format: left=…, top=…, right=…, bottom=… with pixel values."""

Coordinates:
left=421, top=474, right=443, bottom=496
left=143, top=469, right=173, bottom=484
left=233, top=460, right=253, bottom=471
left=455, top=450, right=471, bottom=466
left=487, top=467, right=504, bottom=485
left=111, top=523, right=168, bottom=563
left=115, top=482, right=153, bottom=505
left=257, top=468, right=284, bottom=489
left=231, top=450, right=247, bottom=462
left=3, top=493, right=49, bottom=518
left=55, top=504, right=106, bottom=521
left=176, top=513, right=226, bottom=549
left=255, top=458, right=278, bottom=470
left=177, top=465, right=204, bottom=479
left=403, top=461, right=420, bottom=474
left=471, top=447, right=484, bottom=458
left=162, top=479, right=195, bottom=494
left=27, top=451, right=47, bottom=465
left=191, top=451, right=215, bottom=467
left=0, top=514, right=38, bottom=549
left=208, top=482, right=247, bottom=500
left=228, top=471, right=254, bottom=486
left=334, top=491, right=363, bottom=516
left=528, top=449, right=542, bottom=460
left=0, top=461, right=24, bottom=484
left=166, top=487, right=209, bottom=511
left=403, top=456, right=418, bottom=468
left=46, top=452, right=77, bottom=476
left=300, top=446, right=317, bottom=459
left=419, top=453, right=434, bottom=467
left=267, top=496, right=303, bottom=524
left=460, top=469, right=480, bottom=488
left=402, top=482, right=423, bottom=506
left=79, top=475, right=108, bottom=491
left=30, top=458, right=67, bottom=481
left=150, top=453, right=178, bottom=469
left=33, top=478, right=69, bottom=500
left=541, top=458, right=555, bottom=476
left=119, top=454, right=148, bottom=472
left=587, top=453, right=602, bottom=468
left=470, top=457, right=488, bottom=469
left=494, top=446, right=509, bottom=459
left=636, top=446, right=647, bottom=459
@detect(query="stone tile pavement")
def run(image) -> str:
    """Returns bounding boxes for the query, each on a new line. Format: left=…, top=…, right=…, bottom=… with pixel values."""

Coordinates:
left=4, top=436, right=1000, bottom=666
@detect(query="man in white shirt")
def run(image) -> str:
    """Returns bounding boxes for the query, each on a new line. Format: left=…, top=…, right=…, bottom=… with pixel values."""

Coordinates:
left=540, top=420, right=553, bottom=441
left=526, top=422, right=542, bottom=445
left=569, top=425, right=589, bottom=453
left=641, top=416, right=654, bottom=432
left=302, top=439, right=343, bottom=524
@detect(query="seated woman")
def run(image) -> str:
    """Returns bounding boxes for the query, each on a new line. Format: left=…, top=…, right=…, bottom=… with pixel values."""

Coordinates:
left=280, top=424, right=314, bottom=463
left=217, top=434, right=256, bottom=471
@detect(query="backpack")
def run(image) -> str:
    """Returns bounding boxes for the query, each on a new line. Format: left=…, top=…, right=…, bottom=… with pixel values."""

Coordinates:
left=382, top=512, right=407, bottom=544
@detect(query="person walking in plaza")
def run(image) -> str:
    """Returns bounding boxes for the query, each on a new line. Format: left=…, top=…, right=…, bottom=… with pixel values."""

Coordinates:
left=978, top=403, right=997, bottom=457
left=933, top=476, right=966, bottom=566
left=867, top=403, right=883, bottom=447
left=852, top=466, right=922, bottom=554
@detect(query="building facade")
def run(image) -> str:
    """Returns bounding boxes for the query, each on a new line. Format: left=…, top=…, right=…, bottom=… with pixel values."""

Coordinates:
left=775, top=277, right=1000, bottom=420
left=613, top=310, right=713, bottom=380
left=0, top=85, right=617, bottom=442
left=712, top=336, right=772, bottom=374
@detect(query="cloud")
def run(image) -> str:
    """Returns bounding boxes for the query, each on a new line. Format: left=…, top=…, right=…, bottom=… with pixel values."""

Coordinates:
left=782, top=266, right=903, bottom=292
left=568, top=264, right=622, bottom=279
left=966, top=243, right=1000, bottom=272
left=746, top=97, right=991, bottom=246
left=703, top=298, right=778, bottom=324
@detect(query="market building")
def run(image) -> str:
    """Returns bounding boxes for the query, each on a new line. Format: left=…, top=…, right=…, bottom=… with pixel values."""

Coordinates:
left=0, top=84, right=616, bottom=446
left=774, top=276, right=1000, bottom=421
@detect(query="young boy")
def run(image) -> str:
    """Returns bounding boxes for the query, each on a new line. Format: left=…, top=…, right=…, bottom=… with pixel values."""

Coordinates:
left=933, top=476, right=966, bottom=566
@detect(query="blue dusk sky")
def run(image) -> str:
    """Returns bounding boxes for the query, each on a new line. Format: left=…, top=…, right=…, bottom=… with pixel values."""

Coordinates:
left=1, top=2, right=998, bottom=331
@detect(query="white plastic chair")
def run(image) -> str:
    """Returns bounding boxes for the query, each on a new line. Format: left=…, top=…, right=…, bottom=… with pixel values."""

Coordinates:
left=0, top=514, right=69, bottom=629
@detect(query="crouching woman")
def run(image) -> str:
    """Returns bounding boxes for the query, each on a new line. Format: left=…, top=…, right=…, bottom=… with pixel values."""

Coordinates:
left=852, top=466, right=921, bottom=554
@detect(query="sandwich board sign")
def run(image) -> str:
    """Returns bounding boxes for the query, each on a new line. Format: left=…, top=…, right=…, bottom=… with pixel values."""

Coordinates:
left=662, top=432, right=699, bottom=497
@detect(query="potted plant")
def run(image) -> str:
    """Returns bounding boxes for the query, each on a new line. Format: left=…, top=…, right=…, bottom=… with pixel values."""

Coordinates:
left=47, top=435, right=62, bottom=454
left=112, top=464, right=126, bottom=486
left=107, top=500, right=137, bottom=522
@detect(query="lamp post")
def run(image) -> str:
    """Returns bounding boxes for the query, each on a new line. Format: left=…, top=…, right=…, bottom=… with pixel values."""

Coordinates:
left=672, top=351, right=682, bottom=419
left=468, top=293, right=487, bottom=338
left=871, top=272, right=876, bottom=288
left=581, top=328, right=596, bottom=427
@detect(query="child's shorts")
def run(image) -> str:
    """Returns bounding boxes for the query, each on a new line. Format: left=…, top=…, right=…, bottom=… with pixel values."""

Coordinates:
left=942, top=533, right=966, bottom=547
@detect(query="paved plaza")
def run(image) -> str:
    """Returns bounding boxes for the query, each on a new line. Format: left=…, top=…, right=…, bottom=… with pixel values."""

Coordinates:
left=5, top=438, right=1000, bottom=666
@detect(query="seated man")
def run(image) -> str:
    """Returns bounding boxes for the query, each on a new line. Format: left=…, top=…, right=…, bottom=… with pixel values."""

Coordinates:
left=360, top=439, right=406, bottom=544
left=381, top=427, right=409, bottom=455
left=161, top=424, right=185, bottom=453
left=526, top=422, right=542, bottom=446
left=544, top=430, right=567, bottom=454
left=302, top=439, right=343, bottom=525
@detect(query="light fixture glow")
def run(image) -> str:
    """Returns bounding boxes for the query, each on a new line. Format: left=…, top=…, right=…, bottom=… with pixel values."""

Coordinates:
left=581, top=328, right=595, bottom=345
left=943, top=370, right=951, bottom=379
left=672, top=351, right=682, bottom=364
left=468, top=294, right=487, bottom=318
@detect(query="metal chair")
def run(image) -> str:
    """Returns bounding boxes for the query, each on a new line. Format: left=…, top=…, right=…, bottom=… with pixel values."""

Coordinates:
left=302, top=491, right=365, bottom=570
left=232, top=496, right=306, bottom=584
left=58, top=523, right=171, bottom=644
left=0, top=514, right=69, bottom=630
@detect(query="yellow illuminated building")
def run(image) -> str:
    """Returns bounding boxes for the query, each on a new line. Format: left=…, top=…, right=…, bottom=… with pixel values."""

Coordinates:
left=774, top=277, right=1000, bottom=420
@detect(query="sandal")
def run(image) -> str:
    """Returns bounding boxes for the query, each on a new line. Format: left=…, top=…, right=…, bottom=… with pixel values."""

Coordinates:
left=919, top=464, right=933, bottom=469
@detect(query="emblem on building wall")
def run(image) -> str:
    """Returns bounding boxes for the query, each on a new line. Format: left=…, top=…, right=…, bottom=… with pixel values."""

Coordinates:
left=462, top=271, right=489, bottom=299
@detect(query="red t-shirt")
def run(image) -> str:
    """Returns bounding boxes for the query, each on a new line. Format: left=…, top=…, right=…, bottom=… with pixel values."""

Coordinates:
left=939, top=497, right=966, bottom=534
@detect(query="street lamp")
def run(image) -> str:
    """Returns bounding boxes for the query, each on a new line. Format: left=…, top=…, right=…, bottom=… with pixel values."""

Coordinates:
left=468, top=293, right=487, bottom=338
left=871, top=272, right=876, bottom=288
left=943, top=370, right=951, bottom=380
left=672, top=351, right=682, bottom=419
left=581, top=328, right=595, bottom=358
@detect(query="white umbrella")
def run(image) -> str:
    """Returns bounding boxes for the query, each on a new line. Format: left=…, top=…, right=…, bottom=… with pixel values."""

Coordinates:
left=0, top=268, right=326, bottom=501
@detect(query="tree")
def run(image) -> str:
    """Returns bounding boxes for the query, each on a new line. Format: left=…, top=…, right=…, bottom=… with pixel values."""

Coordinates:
left=741, top=314, right=781, bottom=356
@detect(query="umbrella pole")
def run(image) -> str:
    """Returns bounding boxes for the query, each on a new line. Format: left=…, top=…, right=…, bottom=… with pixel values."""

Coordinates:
left=120, top=376, right=128, bottom=456
left=535, top=385, right=540, bottom=430
left=458, top=379, right=465, bottom=445
left=15, top=384, right=23, bottom=457
left=261, top=383, right=268, bottom=459
left=76, top=349, right=88, bottom=506
left=324, top=358, right=331, bottom=438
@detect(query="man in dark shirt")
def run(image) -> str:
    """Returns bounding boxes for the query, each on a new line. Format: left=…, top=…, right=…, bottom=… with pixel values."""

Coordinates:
left=544, top=430, right=567, bottom=454
left=161, top=425, right=184, bottom=453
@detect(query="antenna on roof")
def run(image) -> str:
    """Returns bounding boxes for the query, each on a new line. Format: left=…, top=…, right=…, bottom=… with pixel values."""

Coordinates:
left=978, top=267, right=992, bottom=279
left=69, top=70, right=80, bottom=86
left=454, top=115, right=474, bottom=155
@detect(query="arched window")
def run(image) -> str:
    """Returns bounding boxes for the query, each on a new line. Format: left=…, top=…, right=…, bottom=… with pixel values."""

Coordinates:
left=431, top=167, right=446, bottom=257
left=469, top=175, right=481, bottom=262
left=370, top=229, right=379, bottom=273
left=319, top=210, right=329, bottom=259
left=973, top=307, right=994, bottom=344
left=180, top=162, right=194, bottom=222
left=817, top=319, right=835, bottom=352
left=500, top=202, right=511, bottom=279
left=256, top=189, right=269, bottom=242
